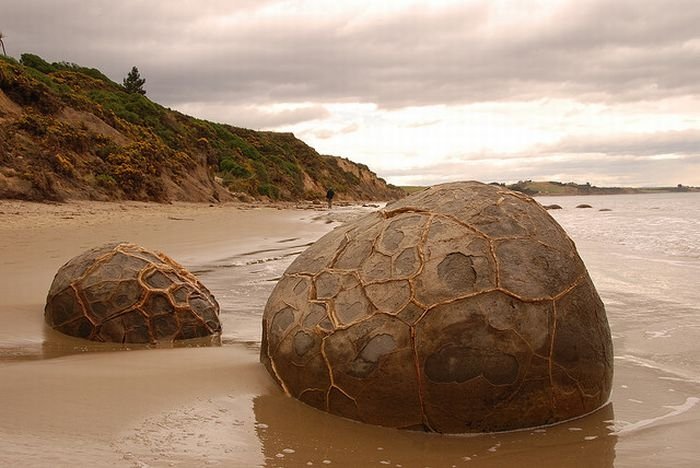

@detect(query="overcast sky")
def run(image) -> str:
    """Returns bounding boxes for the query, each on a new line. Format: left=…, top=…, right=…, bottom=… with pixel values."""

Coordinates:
left=3, top=0, right=700, bottom=186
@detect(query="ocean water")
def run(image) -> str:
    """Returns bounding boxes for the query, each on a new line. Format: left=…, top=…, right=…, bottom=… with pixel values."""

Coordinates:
left=194, top=207, right=370, bottom=349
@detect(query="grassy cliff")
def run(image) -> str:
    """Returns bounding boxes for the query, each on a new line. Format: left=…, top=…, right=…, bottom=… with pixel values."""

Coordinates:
left=0, top=54, right=403, bottom=203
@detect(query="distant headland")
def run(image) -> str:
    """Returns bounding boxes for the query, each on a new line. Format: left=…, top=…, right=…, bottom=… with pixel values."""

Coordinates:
left=497, top=180, right=699, bottom=196
left=403, top=181, right=699, bottom=197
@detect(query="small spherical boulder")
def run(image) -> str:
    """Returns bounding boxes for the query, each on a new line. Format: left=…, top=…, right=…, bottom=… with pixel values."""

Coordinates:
left=261, top=181, right=613, bottom=433
left=45, top=242, right=221, bottom=343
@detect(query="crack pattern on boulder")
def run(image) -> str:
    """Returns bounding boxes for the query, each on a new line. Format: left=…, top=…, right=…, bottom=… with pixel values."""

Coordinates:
left=45, top=242, right=221, bottom=343
left=261, top=181, right=613, bottom=433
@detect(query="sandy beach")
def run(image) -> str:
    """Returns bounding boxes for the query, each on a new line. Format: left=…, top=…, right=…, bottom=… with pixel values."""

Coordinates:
left=1, top=195, right=699, bottom=467
left=0, top=200, right=335, bottom=466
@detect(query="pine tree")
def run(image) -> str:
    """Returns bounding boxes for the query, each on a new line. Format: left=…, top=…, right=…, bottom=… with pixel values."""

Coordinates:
left=123, top=66, right=146, bottom=95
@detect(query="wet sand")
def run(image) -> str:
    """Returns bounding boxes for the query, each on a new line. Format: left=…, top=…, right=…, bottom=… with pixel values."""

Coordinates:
left=1, top=198, right=699, bottom=467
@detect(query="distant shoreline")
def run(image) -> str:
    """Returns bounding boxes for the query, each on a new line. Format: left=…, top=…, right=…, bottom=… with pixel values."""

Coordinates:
left=532, top=187, right=700, bottom=197
left=401, top=181, right=699, bottom=197
left=4, top=181, right=697, bottom=205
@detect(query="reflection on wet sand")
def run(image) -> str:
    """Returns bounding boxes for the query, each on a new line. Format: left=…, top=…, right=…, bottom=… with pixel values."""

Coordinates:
left=0, top=305, right=221, bottom=363
left=253, top=393, right=617, bottom=467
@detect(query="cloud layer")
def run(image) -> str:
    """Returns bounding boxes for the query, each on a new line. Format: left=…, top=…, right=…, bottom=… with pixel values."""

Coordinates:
left=5, top=0, right=700, bottom=107
left=3, top=0, right=700, bottom=186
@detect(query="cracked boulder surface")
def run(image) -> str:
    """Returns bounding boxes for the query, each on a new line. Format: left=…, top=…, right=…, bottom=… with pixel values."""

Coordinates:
left=261, top=181, right=613, bottom=433
left=45, top=242, right=221, bottom=344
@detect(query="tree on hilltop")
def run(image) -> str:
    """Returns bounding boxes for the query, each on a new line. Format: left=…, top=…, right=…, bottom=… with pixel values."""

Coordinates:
left=0, top=32, right=7, bottom=56
left=123, top=66, right=146, bottom=94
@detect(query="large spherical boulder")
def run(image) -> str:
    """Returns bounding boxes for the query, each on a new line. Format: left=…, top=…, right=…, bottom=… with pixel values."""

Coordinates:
left=261, top=181, right=613, bottom=433
left=45, top=242, right=221, bottom=343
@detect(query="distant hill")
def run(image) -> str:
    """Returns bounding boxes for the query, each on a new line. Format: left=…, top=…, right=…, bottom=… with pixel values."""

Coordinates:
left=401, top=181, right=699, bottom=197
left=499, top=180, right=699, bottom=196
left=0, top=54, right=404, bottom=203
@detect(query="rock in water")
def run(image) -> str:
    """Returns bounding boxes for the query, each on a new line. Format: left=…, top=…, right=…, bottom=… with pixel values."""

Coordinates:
left=261, top=181, right=613, bottom=433
left=45, top=242, right=221, bottom=343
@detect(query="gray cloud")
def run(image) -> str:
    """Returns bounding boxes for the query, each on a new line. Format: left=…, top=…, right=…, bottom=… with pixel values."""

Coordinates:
left=304, top=122, right=360, bottom=140
left=381, top=128, right=700, bottom=186
left=242, top=105, right=330, bottom=129
left=174, top=102, right=330, bottom=129
left=403, top=119, right=441, bottom=128
left=3, top=0, right=700, bottom=110
left=383, top=152, right=700, bottom=187
left=310, top=129, right=335, bottom=140
left=541, top=129, right=700, bottom=157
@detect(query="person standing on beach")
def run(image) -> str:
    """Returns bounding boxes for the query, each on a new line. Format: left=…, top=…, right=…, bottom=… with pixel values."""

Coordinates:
left=326, top=188, right=335, bottom=209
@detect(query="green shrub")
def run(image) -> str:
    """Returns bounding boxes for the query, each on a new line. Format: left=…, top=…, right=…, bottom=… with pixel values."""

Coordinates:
left=0, top=55, right=19, bottom=65
left=103, top=141, right=167, bottom=197
left=95, top=173, right=116, bottom=187
left=252, top=160, right=269, bottom=183
left=45, top=122, right=92, bottom=153
left=23, top=67, right=59, bottom=90
left=219, top=158, right=250, bottom=177
left=54, top=62, right=114, bottom=84
left=87, top=90, right=159, bottom=125
left=0, top=61, right=62, bottom=113
left=15, top=113, right=49, bottom=135
left=258, top=183, right=280, bottom=199
left=241, top=145, right=261, bottom=160
left=95, top=142, right=120, bottom=160
left=280, top=160, right=301, bottom=177
left=50, top=153, right=76, bottom=177
left=20, top=53, right=57, bottom=74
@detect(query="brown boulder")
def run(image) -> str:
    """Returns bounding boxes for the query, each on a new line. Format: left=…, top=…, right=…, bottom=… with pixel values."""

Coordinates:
left=261, top=181, right=613, bottom=433
left=45, top=242, right=221, bottom=343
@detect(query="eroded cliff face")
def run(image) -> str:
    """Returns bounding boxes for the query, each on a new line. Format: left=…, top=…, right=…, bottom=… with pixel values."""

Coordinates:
left=0, top=56, right=403, bottom=203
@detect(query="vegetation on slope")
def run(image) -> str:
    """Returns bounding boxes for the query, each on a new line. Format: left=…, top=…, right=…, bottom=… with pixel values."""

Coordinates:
left=0, top=54, right=403, bottom=202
